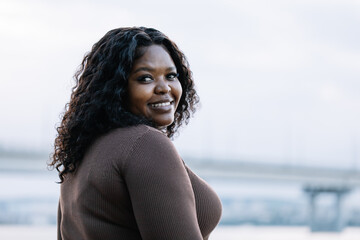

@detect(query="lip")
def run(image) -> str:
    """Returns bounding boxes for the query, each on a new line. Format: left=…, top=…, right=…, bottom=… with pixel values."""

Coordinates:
left=148, top=99, right=175, bottom=112
left=149, top=97, right=174, bottom=105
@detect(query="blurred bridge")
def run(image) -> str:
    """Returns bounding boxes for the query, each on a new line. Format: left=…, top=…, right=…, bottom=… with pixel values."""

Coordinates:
left=187, top=159, right=360, bottom=232
left=186, top=160, right=360, bottom=187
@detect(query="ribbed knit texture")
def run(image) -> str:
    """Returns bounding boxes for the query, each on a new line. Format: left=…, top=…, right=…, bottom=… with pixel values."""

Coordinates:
left=58, top=125, right=222, bottom=240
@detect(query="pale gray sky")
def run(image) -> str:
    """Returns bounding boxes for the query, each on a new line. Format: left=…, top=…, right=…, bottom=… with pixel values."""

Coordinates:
left=1, top=0, right=359, bottom=168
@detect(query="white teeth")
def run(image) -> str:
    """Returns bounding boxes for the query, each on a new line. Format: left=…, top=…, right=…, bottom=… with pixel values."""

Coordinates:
left=151, top=102, right=171, bottom=108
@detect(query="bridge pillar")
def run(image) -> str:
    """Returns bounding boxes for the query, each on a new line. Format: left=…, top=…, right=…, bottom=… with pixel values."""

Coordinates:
left=304, top=185, right=351, bottom=232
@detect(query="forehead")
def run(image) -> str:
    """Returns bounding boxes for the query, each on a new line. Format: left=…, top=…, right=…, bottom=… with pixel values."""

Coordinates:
left=133, top=45, right=175, bottom=68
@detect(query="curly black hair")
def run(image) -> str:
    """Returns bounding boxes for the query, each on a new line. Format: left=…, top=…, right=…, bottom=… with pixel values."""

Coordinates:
left=49, top=27, right=199, bottom=183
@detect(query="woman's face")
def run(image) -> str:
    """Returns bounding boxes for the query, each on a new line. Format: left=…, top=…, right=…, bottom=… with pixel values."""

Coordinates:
left=127, top=44, right=183, bottom=127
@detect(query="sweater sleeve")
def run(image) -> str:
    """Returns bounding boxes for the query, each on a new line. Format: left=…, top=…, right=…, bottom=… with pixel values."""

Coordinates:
left=122, top=129, right=203, bottom=240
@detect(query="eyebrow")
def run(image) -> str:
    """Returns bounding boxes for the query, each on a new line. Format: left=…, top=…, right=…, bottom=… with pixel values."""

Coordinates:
left=132, top=66, right=177, bottom=74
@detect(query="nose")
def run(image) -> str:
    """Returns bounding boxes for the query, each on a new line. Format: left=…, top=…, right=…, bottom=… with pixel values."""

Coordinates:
left=154, top=78, right=171, bottom=94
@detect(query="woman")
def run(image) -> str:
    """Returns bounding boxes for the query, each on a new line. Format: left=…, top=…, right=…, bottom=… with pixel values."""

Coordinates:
left=50, top=27, right=222, bottom=240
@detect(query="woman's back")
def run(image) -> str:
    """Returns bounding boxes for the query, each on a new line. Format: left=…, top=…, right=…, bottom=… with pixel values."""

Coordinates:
left=58, top=125, right=222, bottom=240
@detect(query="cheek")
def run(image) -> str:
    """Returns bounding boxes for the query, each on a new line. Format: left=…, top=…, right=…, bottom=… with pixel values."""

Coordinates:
left=173, top=82, right=183, bottom=102
left=128, top=86, right=151, bottom=112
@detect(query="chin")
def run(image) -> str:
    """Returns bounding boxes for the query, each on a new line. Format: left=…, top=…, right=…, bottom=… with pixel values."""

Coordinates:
left=153, top=117, right=174, bottom=128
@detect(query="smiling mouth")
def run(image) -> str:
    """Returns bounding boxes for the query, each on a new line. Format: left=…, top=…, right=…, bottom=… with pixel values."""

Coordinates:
left=150, top=101, right=174, bottom=108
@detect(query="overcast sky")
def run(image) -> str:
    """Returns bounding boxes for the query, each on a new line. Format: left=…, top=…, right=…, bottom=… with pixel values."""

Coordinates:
left=1, top=0, right=359, bottom=169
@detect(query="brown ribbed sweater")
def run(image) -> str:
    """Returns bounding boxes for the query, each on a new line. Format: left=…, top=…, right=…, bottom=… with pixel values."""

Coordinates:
left=58, top=125, right=222, bottom=240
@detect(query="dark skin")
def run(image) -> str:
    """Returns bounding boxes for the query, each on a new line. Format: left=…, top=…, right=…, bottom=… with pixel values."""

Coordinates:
left=127, top=45, right=183, bottom=128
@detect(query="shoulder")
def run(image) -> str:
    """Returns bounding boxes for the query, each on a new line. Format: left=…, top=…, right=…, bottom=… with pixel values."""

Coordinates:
left=99, top=124, right=165, bottom=145
left=121, top=126, right=181, bottom=173
left=126, top=125, right=176, bottom=158
left=87, top=125, right=166, bottom=161
left=87, top=125, right=174, bottom=173
left=96, top=124, right=175, bottom=161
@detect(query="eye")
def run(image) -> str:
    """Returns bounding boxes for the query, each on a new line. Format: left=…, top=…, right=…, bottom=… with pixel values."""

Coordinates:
left=137, top=75, right=153, bottom=83
left=166, top=73, right=179, bottom=81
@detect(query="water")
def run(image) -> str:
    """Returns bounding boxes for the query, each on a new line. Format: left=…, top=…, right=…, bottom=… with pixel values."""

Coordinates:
left=0, top=171, right=59, bottom=225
